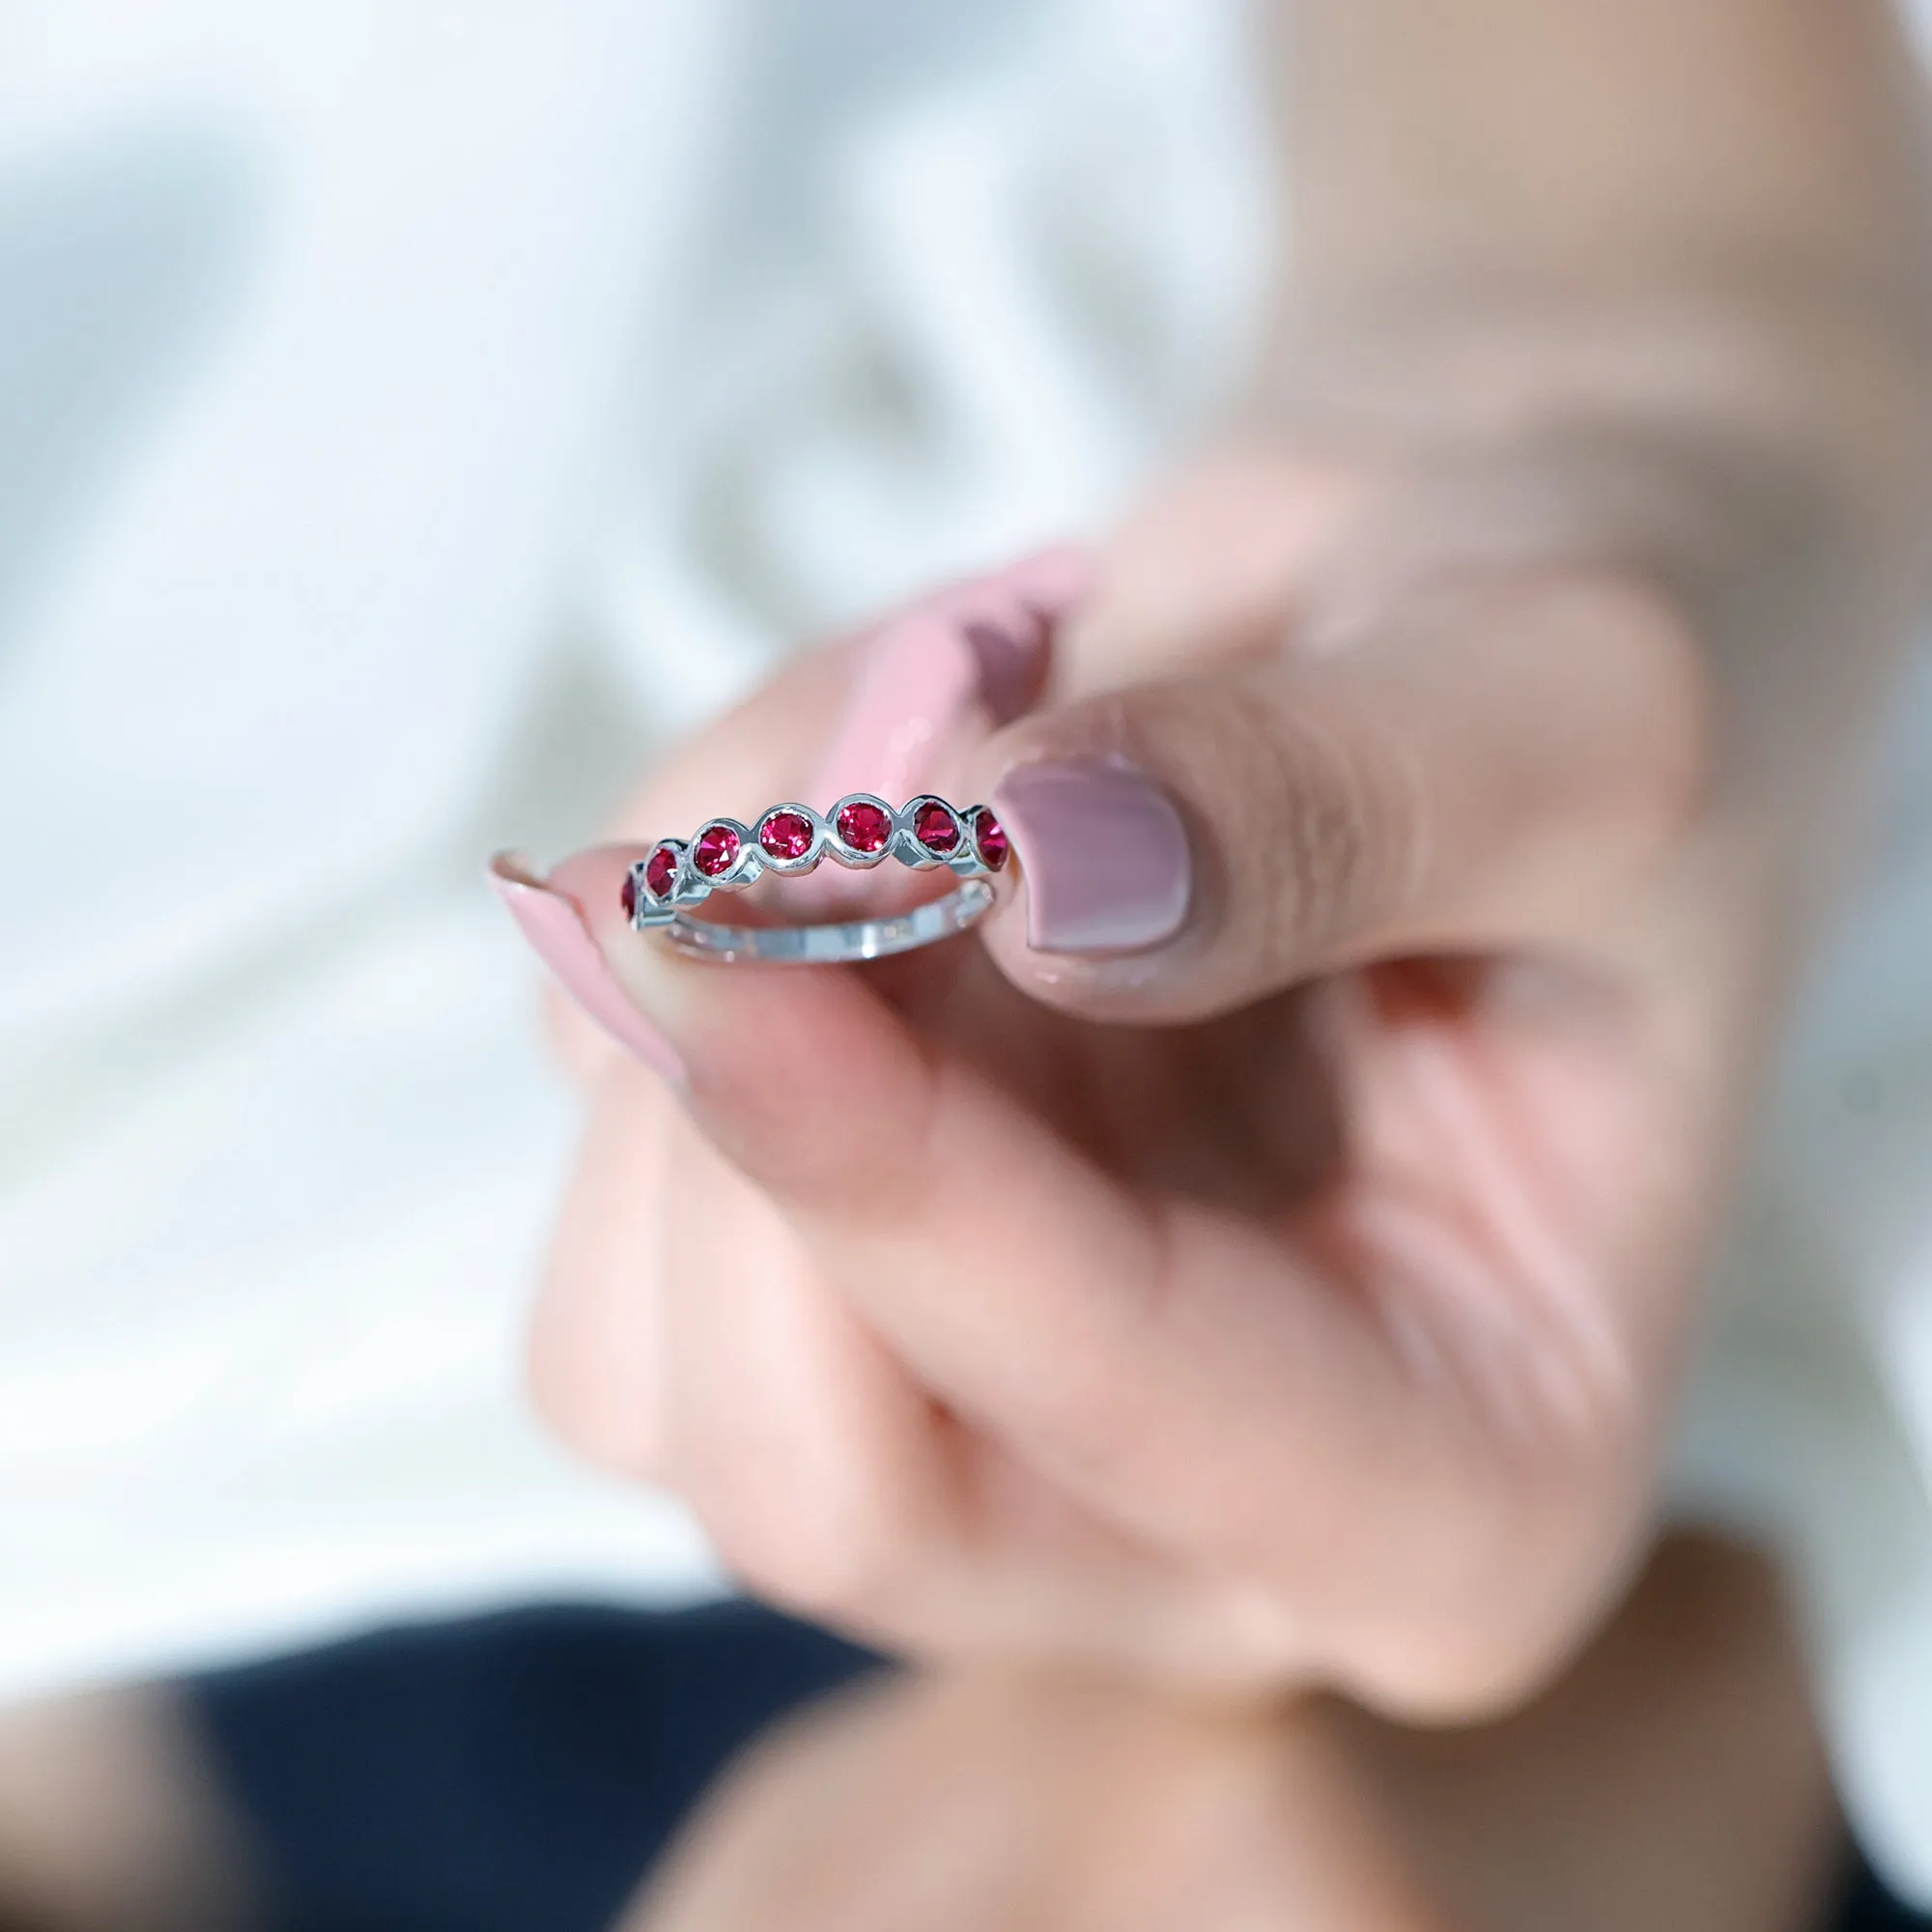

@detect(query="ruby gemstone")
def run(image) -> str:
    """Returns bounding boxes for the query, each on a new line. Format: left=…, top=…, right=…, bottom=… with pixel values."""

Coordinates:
left=911, top=801, right=960, bottom=855
left=643, top=843, right=679, bottom=898
left=836, top=799, right=892, bottom=854
left=620, top=870, right=638, bottom=918
left=973, top=809, right=1009, bottom=869
left=759, top=810, right=813, bottom=862
left=693, top=823, right=742, bottom=877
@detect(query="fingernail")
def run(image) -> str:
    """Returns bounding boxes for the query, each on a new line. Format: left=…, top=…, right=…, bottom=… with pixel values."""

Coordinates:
left=489, top=854, right=685, bottom=1084
left=999, top=543, right=1094, bottom=626
left=808, top=553, right=1086, bottom=805
left=807, top=608, right=983, bottom=806
left=798, top=573, right=1065, bottom=913
left=992, top=762, right=1191, bottom=954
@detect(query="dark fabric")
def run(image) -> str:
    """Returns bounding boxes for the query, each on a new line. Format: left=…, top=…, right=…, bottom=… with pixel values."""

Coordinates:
left=1840, top=1857, right=1932, bottom=1932
left=189, top=1599, right=1931, bottom=1932
left=188, top=1600, right=880, bottom=1932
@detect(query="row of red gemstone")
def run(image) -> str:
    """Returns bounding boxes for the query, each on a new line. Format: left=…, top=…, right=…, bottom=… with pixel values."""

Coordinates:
left=633, top=802, right=1007, bottom=908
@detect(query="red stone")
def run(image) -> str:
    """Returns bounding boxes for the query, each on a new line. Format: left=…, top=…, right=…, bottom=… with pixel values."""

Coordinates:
left=644, top=843, right=679, bottom=898
left=693, top=823, right=742, bottom=877
left=836, top=799, right=892, bottom=854
left=911, top=800, right=960, bottom=855
left=620, top=869, right=638, bottom=918
left=759, top=809, right=813, bottom=862
left=973, top=808, right=1008, bottom=869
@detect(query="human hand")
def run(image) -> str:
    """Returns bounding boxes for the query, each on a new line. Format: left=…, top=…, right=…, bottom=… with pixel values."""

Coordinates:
left=619, top=1538, right=1837, bottom=1932
left=497, top=259, right=1932, bottom=1714
left=622, top=1667, right=1447, bottom=1932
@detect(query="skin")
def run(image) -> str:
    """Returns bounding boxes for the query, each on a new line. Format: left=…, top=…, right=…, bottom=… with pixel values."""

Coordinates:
left=623, top=1537, right=1843, bottom=1932
left=520, top=1, right=1932, bottom=1725
left=0, top=1687, right=256, bottom=1932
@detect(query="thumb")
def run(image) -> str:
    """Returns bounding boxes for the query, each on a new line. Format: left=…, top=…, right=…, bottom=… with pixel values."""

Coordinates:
left=975, top=566, right=1709, bottom=1024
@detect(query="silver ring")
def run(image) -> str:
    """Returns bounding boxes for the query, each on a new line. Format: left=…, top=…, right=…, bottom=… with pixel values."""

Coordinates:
left=624, top=794, right=1009, bottom=964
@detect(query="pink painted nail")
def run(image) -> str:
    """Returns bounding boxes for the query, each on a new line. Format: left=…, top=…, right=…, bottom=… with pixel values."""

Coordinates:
left=1000, top=543, right=1094, bottom=625
left=925, top=548, right=1092, bottom=726
left=991, top=761, right=1191, bottom=953
left=809, top=548, right=1091, bottom=804
left=807, top=607, right=985, bottom=807
left=795, top=562, right=1073, bottom=911
left=489, top=854, right=684, bottom=1083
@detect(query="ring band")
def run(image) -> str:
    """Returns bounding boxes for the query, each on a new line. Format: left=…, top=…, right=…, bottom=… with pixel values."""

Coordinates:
left=624, top=793, right=1009, bottom=964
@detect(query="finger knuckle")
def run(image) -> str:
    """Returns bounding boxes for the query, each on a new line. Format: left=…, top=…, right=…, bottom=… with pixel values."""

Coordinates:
left=1351, top=1616, right=1569, bottom=1720
left=1239, top=699, right=1420, bottom=966
left=1541, top=569, right=1718, bottom=847
left=524, top=1295, right=669, bottom=1484
left=1339, top=1464, right=1646, bottom=1721
left=699, top=1474, right=916, bottom=1631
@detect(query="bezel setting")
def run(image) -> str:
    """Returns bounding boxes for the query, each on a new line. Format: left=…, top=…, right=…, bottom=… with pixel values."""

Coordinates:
left=756, top=806, right=819, bottom=868
left=625, top=793, right=1010, bottom=963
left=829, top=793, right=895, bottom=867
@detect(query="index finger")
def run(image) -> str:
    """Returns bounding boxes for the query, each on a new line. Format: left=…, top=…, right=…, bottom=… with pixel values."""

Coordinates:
left=541, top=835, right=1630, bottom=1711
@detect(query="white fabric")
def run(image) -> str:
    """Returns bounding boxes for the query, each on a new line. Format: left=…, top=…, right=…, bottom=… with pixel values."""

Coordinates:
left=1677, top=646, right=1932, bottom=1907
left=0, top=0, right=1262, bottom=1680
left=2, top=0, right=1931, bottom=1904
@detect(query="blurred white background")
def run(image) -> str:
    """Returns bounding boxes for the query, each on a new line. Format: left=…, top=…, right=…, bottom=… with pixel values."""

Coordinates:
left=0, top=0, right=1264, bottom=1695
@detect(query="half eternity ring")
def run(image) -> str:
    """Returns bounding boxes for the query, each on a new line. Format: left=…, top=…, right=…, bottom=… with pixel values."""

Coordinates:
left=623, top=793, right=1010, bottom=964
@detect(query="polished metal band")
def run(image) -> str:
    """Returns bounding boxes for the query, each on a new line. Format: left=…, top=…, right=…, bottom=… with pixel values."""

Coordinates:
left=627, top=793, right=1009, bottom=965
